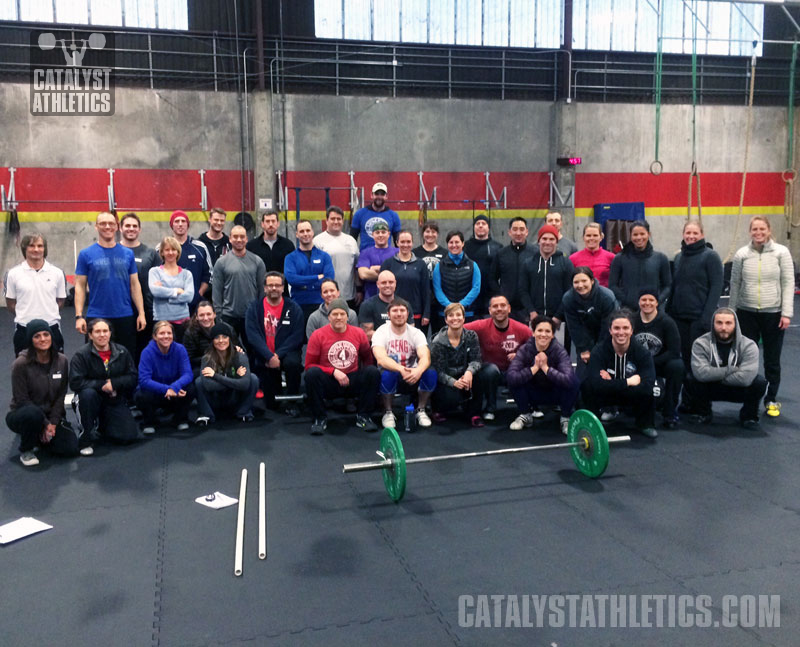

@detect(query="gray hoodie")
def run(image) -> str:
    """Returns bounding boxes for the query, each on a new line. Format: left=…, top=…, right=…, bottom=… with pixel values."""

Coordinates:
left=691, top=307, right=760, bottom=387
left=306, top=302, right=358, bottom=340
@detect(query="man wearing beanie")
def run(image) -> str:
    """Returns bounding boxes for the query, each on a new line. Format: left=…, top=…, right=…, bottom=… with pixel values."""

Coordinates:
left=167, top=210, right=213, bottom=313
left=464, top=215, right=502, bottom=318
left=520, top=225, right=574, bottom=327
left=305, top=298, right=380, bottom=434
left=633, top=287, right=685, bottom=429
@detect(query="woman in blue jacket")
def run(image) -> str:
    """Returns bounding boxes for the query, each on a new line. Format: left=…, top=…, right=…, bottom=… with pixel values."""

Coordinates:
left=432, top=231, right=481, bottom=322
left=135, top=320, right=195, bottom=433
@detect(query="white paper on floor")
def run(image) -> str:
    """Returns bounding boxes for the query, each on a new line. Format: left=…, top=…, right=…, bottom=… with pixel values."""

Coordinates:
left=195, top=492, right=238, bottom=509
left=0, top=517, right=53, bottom=544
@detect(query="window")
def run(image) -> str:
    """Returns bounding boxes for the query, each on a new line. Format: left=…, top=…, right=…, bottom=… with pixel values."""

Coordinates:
left=1, top=0, right=188, bottom=30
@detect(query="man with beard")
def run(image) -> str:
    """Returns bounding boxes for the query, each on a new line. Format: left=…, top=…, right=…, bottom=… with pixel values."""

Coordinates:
left=167, top=210, right=213, bottom=313
left=198, top=207, right=231, bottom=266
left=246, top=209, right=295, bottom=296
left=350, top=182, right=401, bottom=250
left=489, top=217, right=536, bottom=323
left=680, top=308, right=767, bottom=429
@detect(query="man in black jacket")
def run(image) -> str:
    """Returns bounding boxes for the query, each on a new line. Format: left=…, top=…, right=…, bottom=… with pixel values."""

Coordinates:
left=489, top=217, right=536, bottom=323
left=633, top=288, right=685, bottom=429
left=246, top=210, right=295, bottom=296
left=464, top=215, right=502, bottom=318
left=582, top=309, right=658, bottom=438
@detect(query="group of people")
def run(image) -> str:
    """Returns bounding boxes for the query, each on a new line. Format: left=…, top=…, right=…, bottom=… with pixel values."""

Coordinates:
left=3, top=180, right=795, bottom=466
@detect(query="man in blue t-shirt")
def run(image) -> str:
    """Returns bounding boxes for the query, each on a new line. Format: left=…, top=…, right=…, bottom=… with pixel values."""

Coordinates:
left=350, top=181, right=402, bottom=250
left=74, top=211, right=146, bottom=359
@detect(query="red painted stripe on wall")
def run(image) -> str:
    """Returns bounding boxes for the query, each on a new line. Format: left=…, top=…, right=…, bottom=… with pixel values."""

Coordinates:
left=574, top=172, right=784, bottom=208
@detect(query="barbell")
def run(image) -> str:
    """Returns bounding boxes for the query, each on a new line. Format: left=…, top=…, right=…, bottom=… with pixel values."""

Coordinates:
left=342, top=409, right=630, bottom=502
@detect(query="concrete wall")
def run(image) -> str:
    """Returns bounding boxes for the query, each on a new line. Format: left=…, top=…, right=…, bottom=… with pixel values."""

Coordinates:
left=1, top=81, right=796, bottom=306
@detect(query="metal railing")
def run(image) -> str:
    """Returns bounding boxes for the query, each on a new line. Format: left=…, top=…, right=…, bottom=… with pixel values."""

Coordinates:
left=0, top=22, right=795, bottom=105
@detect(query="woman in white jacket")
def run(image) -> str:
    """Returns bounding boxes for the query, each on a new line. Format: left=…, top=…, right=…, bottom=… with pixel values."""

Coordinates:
left=729, top=216, right=795, bottom=417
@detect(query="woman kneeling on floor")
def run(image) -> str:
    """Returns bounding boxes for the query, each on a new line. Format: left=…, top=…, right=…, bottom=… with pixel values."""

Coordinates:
left=8, top=319, right=81, bottom=466
left=430, top=302, right=488, bottom=427
left=69, top=318, right=141, bottom=451
left=194, top=323, right=258, bottom=425
left=506, top=316, right=579, bottom=434
left=135, top=320, right=195, bottom=434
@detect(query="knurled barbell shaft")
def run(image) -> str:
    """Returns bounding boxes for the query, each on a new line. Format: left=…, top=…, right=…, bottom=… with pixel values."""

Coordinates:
left=342, top=435, right=631, bottom=474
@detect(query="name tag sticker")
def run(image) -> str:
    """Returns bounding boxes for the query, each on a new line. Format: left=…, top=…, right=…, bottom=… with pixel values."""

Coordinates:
left=281, top=320, right=290, bottom=325
left=313, top=259, right=321, bottom=264
left=52, top=373, right=62, bottom=379
left=188, top=255, right=196, bottom=259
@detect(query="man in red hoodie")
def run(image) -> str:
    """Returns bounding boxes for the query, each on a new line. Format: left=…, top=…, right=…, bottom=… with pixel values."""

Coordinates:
left=465, top=295, right=532, bottom=421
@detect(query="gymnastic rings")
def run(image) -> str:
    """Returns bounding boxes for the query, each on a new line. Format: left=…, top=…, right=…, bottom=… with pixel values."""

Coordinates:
left=781, top=168, right=797, bottom=184
left=650, top=160, right=663, bottom=176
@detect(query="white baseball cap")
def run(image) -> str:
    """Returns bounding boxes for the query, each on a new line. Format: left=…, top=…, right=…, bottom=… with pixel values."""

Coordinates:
left=372, top=182, right=388, bottom=193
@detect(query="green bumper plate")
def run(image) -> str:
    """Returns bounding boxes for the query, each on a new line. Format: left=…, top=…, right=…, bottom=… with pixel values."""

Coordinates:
left=380, top=427, right=407, bottom=502
left=567, top=409, right=610, bottom=478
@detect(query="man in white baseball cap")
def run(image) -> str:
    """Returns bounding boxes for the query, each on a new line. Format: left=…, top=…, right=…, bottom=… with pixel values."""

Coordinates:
left=350, top=181, right=402, bottom=251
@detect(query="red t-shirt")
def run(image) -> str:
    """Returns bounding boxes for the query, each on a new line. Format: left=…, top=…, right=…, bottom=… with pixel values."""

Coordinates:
left=305, top=324, right=373, bottom=374
left=262, top=297, right=283, bottom=353
left=464, top=317, right=532, bottom=372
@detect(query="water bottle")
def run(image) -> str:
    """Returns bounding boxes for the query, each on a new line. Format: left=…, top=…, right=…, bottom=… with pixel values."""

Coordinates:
left=404, top=404, right=415, bottom=433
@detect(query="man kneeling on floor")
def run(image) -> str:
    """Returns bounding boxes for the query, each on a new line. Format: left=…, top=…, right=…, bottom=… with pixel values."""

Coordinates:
left=582, top=309, right=658, bottom=439
left=680, top=307, right=767, bottom=429
left=304, top=299, right=380, bottom=435
left=372, top=298, right=436, bottom=429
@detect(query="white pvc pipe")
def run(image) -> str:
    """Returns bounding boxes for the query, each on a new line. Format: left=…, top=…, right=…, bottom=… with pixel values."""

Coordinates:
left=234, top=468, right=247, bottom=577
left=258, top=462, right=266, bottom=560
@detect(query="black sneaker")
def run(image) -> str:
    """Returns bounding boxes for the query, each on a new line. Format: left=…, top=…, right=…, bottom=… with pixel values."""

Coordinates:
left=740, top=418, right=760, bottom=430
left=662, top=416, right=679, bottom=429
left=355, top=415, right=378, bottom=432
left=285, top=405, right=300, bottom=418
left=240, top=413, right=255, bottom=423
left=311, top=418, right=327, bottom=436
left=689, top=412, right=713, bottom=425
left=640, top=427, right=658, bottom=439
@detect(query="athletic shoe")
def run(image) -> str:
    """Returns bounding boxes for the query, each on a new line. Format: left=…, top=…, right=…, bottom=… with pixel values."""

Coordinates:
left=741, top=418, right=760, bottom=430
left=142, top=426, right=156, bottom=435
left=471, top=415, right=485, bottom=428
left=381, top=411, right=397, bottom=429
left=689, top=412, right=713, bottom=425
left=510, top=414, right=534, bottom=430
left=20, top=451, right=39, bottom=467
left=416, top=410, right=432, bottom=427
left=600, top=408, right=618, bottom=422
left=240, top=413, right=255, bottom=423
left=662, top=416, right=679, bottom=429
left=311, top=418, right=327, bottom=435
left=176, top=422, right=190, bottom=432
left=195, top=416, right=211, bottom=427
left=255, top=389, right=264, bottom=399
left=483, top=411, right=496, bottom=421
left=355, top=415, right=378, bottom=432
left=285, top=405, right=300, bottom=418
left=640, top=427, right=658, bottom=439
left=560, top=416, right=570, bottom=435
left=432, top=412, right=447, bottom=423
left=531, top=409, right=544, bottom=419
left=765, top=402, right=781, bottom=418
left=80, top=446, right=94, bottom=456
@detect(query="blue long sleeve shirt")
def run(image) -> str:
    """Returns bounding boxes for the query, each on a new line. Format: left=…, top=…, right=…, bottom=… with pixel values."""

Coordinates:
left=283, top=247, right=335, bottom=305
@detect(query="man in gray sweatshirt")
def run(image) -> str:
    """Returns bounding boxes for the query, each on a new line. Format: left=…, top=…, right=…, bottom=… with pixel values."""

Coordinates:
left=680, top=307, right=767, bottom=428
left=212, top=225, right=267, bottom=343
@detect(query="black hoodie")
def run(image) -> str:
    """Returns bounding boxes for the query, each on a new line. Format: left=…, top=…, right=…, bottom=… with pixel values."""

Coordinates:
left=666, top=238, right=723, bottom=326
left=608, top=241, right=671, bottom=309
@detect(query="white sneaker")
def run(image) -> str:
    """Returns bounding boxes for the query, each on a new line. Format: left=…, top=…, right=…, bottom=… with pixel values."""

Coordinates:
left=142, top=426, right=156, bottom=435
left=381, top=411, right=397, bottom=429
left=483, top=411, right=496, bottom=421
left=20, top=451, right=39, bottom=467
left=80, top=446, right=94, bottom=456
left=176, top=422, right=190, bottom=432
left=416, top=410, right=432, bottom=427
left=531, top=409, right=544, bottom=419
left=560, top=416, right=570, bottom=435
left=510, top=414, right=534, bottom=430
